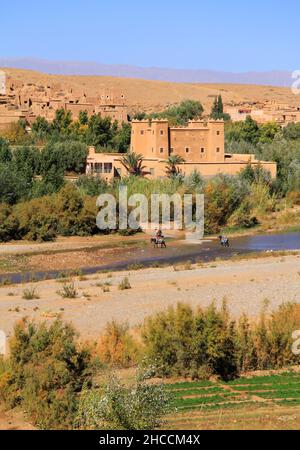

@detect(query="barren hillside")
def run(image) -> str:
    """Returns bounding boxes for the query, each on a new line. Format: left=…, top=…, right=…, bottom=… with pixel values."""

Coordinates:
left=2, top=68, right=299, bottom=114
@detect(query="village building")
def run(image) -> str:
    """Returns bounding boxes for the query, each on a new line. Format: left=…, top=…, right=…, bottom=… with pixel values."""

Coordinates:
left=86, top=119, right=277, bottom=180
left=0, top=72, right=128, bottom=130
left=225, top=100, right=300, bottom=124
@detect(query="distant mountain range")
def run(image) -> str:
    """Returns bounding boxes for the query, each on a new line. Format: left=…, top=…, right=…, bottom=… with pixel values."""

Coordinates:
left=0, top=57, right=294, bottom=87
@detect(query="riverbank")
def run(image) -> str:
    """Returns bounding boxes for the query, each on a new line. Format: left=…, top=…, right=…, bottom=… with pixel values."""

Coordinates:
left=1, top=229, right=300, bottom=283
left=0, top=251, right=299, bottom=342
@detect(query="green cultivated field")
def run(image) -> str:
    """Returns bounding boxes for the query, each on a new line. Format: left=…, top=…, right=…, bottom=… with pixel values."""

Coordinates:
left=165, top=372, right=300, bottom=429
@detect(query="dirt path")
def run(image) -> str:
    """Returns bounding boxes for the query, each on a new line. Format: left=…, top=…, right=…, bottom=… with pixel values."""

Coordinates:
left=0, top=405, right=35, bottom=430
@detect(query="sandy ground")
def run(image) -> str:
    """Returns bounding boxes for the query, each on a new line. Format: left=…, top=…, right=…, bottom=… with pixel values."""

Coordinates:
left=0, top=253, right=299, bottom=342
left=0, top=234, right=145, bottom=256
left=0, top=405, right=35, bottom=430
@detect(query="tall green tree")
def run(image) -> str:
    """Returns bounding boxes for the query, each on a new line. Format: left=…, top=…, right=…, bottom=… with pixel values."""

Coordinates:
left=240, top=116, right=260, bottom=145
left=210, top=95, right=231, bottom=120
left=31, top=116, right=51, bottom=136
left=52, top=108, right=73, bottom=133
left=149, top=100, right=204, bottom=126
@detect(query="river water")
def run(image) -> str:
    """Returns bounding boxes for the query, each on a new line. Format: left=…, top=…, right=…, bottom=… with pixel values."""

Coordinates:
left=1, top=232, right=300, bottom=285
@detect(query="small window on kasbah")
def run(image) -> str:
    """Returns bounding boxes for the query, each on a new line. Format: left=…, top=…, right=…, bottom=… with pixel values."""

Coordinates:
left=201, top=148, right=205, bottom=153
left=216, top=147, right=220, bottom=152
left=160, top=148, right=164, bottom=153
left=185, top=147, right=190, bottom=153
left=140, top=130, right=144, bottom=135
left=160, top=130, right=164, bottom=135
left=217, top=130, right=220, bottom=135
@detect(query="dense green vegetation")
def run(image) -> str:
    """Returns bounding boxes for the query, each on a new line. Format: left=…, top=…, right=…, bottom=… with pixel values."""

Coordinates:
left=95, top=301, right=300, bottom=382
left=0, top=319, right=93, bottom=429
left=141, top=301, right=300, bottom=380
left=2, top=109, right=131, bottom=152
left=225, top=118, right=300, bottom=194
left=1, top=301, right=300, bottom=428
left=0, top=319, right=170, bottom=430
left=0, top=165, right=279, bottom=241
left=133, top=99, right=204, bottom=126
left=0, top=99, right=300, bottom=242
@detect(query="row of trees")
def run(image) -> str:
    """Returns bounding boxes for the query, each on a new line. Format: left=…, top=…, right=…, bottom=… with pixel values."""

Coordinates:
left=88, top=301, right=300, bottom=381
left=1, top=109, right=131, bottom=152
left=0, top=138, right=88, bottom=203
left=141, top=301, right=300, bottom=380
left=133, top=99, right=204, bottom=126
left=225, top=118, right=300, bottom=194
left=133, top=96, right=230, bottom=125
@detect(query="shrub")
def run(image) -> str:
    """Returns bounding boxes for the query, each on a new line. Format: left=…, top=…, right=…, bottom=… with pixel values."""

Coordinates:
left=142, top=302, right=239, bottom=381
left=75, top=369, right=171, bottom=430
left=0, top=203, right=19, bottom=242
left=22, top=287, right=40, bottom=300
left=204, top=176, right=243, bottom=233
left=57, top=281, right=78, bottom=299
left=0, top=319, right=93, bottom=429
left=141, top=301, right=300, bottom=379
left=286, top=190, right=300, bottom=206
left=97, top=321, right=139, bottom=368
left=55, top=184, right=98, bottom=236
left=118, top=277, right=131, bottom=290
left=236, top=303, right=300, bottom=372
left=228, top=200, right=259, bottom=229
left=14, top=195, right=58, bottom=241
left=76, top=175, right=109, bottom=196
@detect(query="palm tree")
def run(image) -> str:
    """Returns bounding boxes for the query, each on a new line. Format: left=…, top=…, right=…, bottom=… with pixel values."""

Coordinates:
left=165, top=154, right=185, bottom=178
left=120, top=152, right=146, bottom=176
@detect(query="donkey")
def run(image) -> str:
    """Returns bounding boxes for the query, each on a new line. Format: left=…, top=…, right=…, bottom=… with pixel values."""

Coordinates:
left=150, top=237, right=167, bottom=248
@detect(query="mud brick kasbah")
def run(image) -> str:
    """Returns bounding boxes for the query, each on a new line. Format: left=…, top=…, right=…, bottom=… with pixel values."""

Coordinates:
left=0, top=70, right=277, bottom=179
left=87, top=118, right=277, bottom=180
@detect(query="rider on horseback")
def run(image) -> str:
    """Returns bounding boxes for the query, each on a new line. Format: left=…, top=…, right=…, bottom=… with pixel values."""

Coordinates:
left=219, top=235, right=229, bottom=247
left=151, top=229, right=166, bottom=248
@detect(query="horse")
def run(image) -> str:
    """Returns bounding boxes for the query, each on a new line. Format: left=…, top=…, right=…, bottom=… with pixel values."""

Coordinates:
left=218, top=235, right=229, bottom=248
left=150, top=237, right=167, bottom=248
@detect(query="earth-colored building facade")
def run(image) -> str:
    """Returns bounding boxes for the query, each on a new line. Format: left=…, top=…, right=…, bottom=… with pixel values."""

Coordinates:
left=0, top=71, right=128, bottom=130
left=225, top=100, right=300, bottom=124
left=86, top=119, right=277, bottom=180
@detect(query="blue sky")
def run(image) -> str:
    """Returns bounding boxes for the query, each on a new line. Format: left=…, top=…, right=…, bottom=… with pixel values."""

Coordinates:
left=1, top=0, right=299, bottom=72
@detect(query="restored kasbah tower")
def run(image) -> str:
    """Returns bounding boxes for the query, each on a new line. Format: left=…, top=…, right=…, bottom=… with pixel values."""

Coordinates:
left=129, top=118, right=276, bottom=178
left=87, top=118, right=276, bottom=180
left=131, top=119, right=225, bottom=163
